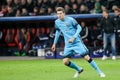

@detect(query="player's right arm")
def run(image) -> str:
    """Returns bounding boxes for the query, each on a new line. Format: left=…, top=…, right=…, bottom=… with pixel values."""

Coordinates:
left=51, top=22, right=61, bottom=51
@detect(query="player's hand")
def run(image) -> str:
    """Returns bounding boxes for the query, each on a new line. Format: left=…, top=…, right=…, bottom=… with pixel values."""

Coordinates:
left=51, top=44, right=56, bottom=51
left=68, top=37, right=75, bottom=43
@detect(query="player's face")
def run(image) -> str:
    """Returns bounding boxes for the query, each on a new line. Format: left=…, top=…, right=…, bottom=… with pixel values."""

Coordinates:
left=57, top=11, right=65, bottom=20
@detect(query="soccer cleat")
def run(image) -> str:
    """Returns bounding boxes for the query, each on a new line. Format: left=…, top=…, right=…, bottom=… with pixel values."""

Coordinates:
left=102, top=55, right=107, bottom=60
left=73, top=69, right=83, bottom=78
left=99, top=73, right=106, bottom=78
left=112, top=56, right=116, bottom=60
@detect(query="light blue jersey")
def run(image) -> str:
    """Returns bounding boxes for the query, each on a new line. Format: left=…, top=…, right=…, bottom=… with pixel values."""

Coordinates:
left=54, top=16, right=88, bottom=57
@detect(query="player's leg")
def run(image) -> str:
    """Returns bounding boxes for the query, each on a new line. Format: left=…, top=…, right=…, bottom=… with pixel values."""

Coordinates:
left=63, top=48, right=83, bottom=72
left=63, top=57, right=83, bottom=72
left=75, top=39, right=105, bottom=77
left=63, top=57, right=83, bottom=78
left=84, top=54, right=105, bottom=77
left=63, top=47, right=83, bottom=78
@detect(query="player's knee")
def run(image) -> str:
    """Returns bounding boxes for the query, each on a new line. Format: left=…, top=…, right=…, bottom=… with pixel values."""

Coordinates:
left=63, top=59, right=69, bottom=66
left=84, top=55, right=93, bottom=63
left=63, top=60, right=69, bottom=65
left=87, top=58, right=93, bottom=63
left=84, top=55, right=90, bottom=61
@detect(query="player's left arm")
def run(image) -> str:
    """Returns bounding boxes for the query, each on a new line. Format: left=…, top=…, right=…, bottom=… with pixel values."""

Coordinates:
left=69, top=18, right=82, bottom=43
left=73, top=24, right=82, bottom=38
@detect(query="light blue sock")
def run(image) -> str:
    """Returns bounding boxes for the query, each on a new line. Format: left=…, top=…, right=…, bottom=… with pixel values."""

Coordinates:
left=68, top=61, right=82, bottom=72
left=90, top=60, right=102, bottom=74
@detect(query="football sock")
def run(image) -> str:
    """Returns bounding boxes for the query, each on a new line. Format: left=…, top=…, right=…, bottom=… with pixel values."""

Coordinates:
left=88, top=58, right=102, bottom=74
left=67, top=61, right=82, bottom=72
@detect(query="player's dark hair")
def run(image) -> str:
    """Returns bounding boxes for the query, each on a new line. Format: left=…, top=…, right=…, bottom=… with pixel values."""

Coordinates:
left=56, top=7, right=65, bottom=13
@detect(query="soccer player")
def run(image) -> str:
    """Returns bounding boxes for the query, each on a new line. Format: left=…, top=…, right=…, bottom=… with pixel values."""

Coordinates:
left=51, top=7, right=105, bottom=78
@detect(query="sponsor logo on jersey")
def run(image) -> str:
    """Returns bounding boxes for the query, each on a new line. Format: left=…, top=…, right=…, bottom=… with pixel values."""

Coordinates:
left=66, top=22, right=70, bottom=26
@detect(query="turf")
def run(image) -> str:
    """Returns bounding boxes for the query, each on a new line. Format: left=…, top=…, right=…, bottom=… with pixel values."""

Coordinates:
left=0, top=58, right=120, bottom=80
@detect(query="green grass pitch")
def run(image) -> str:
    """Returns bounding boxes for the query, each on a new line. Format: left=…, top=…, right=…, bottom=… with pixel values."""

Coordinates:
left=0, top=58, right=120, bottom=80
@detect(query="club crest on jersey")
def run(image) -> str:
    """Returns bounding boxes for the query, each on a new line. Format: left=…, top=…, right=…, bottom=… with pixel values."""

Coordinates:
left=66, top=22, right=70, bottom=26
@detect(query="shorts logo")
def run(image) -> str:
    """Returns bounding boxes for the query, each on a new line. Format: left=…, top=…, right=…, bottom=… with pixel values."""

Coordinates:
left=66, top=22, right=70, bottom=26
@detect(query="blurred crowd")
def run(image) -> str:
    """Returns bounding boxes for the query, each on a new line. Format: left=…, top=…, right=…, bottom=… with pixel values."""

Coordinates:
left=0, top=0, right=120, bottom=17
